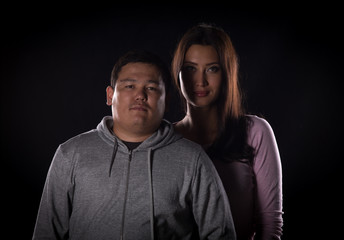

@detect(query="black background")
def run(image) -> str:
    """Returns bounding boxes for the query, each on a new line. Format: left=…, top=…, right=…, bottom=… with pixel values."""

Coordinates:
left=1, top=3, right=342, bottom=239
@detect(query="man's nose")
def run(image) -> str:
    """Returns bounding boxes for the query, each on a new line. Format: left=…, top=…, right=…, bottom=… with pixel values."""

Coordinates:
left=135, top=88, right=147, bottom=101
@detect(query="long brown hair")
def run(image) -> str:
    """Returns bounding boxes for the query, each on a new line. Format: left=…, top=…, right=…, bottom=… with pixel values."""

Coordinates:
left=171, top=23, right=254, bottom=161
left=171, top=23, right=243, bottom=130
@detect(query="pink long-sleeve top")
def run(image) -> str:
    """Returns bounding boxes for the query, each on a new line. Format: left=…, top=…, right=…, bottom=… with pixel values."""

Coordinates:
left=212, top=115, right=283, bottom=240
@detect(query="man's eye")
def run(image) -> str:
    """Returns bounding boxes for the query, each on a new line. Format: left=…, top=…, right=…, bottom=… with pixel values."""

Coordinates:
left=147, top=87, right=157, bottom=91
left=125, top=85, right=134, bottom=89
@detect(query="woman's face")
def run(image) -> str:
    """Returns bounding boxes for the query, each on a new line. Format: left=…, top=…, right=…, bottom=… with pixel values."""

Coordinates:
left=179, top=44, right=222, bottom=109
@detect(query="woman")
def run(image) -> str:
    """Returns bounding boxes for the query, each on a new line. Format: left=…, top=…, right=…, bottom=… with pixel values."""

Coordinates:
left=171, top=23, right=283, bottom=240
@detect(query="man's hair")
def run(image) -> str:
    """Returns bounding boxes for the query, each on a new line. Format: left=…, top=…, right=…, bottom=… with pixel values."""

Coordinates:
left=110, top=50, right=171, bottom=94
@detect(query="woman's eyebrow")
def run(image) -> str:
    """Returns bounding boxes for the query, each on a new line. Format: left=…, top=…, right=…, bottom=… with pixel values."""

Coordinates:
left=206, top=62, right=220, bottom=66
left=183, top=61, right=220, bottom=66
left=183, top=61, right=197, bottom=65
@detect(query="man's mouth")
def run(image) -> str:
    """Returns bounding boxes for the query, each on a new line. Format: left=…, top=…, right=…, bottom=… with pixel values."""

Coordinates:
left=130, top=105, right=148, bottom=111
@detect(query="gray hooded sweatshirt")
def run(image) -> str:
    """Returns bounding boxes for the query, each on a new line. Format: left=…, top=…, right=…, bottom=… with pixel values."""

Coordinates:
left=32, top=116, right=236, bottom=240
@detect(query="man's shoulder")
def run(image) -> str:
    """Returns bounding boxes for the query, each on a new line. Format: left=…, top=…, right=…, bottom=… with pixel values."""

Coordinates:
left=166, top=137, right=206, bottom=159
left=174, top=136, right=203, bottom=150
left=58, top=129, right=101, bottom=151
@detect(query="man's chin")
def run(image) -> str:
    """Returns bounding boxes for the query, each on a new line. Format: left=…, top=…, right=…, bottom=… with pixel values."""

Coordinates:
left=131, top=118, right=161, bottom=132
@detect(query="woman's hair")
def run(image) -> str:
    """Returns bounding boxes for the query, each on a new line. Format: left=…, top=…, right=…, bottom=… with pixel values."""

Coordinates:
left=172, top=23, right=242, bottom=126
left=171, top=23, right=254, bottom=161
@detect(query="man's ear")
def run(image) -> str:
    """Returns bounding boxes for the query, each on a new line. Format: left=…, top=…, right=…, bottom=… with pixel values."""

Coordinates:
left=164, top=91, right=171, bottom=114
left=106, top=86, right=114, bottom=106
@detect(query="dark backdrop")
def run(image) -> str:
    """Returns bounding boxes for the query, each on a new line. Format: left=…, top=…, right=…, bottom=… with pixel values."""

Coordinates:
left=1, top=3, right=342, bottom=239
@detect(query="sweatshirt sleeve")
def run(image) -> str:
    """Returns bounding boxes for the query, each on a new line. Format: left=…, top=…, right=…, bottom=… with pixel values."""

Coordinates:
left=249, top=117, right=283, bottom=239
left=191, top=150, right=237, bottom=240
left=32, top=145, right=75, bottom=240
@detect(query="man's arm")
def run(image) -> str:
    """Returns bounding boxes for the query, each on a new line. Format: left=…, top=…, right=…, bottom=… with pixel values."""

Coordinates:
left=32, top=145, right=74, bottom=240
left=191, top=150, right=236, bottom=240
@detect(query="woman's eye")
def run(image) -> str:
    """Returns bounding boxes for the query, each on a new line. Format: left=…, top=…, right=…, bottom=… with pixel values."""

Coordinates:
left=208, top=66, right=220, bottom=72
left=183, top=65, right=196, bottom=72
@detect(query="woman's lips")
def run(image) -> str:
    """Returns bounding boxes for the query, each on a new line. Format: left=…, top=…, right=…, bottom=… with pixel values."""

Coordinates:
left=194, top=91, right=209, bottom=97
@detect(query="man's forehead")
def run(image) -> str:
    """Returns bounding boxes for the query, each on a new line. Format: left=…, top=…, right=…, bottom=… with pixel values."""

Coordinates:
left=119, top=63, right=160, bottom=75
left=116, top=62, right=165, bottom=87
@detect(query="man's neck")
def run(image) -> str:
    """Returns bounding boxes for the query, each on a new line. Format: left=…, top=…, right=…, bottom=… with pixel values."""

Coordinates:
left=121, top=140, right=143, bottom=151
left=112, top=125, right=153, bottom=143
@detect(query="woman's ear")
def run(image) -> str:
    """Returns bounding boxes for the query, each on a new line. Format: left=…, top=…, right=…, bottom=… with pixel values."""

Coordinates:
left=106, top=86, right=114, bottom=106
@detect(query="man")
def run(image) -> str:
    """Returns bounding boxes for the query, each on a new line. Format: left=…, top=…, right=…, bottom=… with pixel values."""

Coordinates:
left=32, top=50, right=236, bottom=240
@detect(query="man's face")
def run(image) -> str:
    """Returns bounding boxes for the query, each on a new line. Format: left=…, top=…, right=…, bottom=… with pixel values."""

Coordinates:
left=106, top=62, right=166, bottom=142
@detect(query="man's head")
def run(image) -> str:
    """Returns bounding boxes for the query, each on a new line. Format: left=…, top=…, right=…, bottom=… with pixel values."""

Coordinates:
left=106, top=50, right=171, bottom=142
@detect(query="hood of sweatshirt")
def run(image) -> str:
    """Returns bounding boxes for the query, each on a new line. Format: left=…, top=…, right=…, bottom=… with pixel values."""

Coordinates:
left=33, top=116, right=236, bottom=239
left=95, top=116, right=183, bottom=240
left=96, top=116, right=181, bottom=151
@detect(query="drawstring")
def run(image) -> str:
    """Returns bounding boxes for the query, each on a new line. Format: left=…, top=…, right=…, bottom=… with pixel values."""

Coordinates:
left=108, top=140, right=118, bottom=177
left=147, top=148, right=155, bottom=240
left=109, top=142, right=155, bottom=239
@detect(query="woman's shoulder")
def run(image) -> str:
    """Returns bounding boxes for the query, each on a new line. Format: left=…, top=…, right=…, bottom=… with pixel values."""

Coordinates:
left=245, top=114, right=277, bottom=144
left=246, top=114, right=272, bottom=129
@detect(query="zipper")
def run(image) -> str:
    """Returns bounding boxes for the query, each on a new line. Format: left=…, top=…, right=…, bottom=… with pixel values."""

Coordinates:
left=120, top=150, right=132, bottom=240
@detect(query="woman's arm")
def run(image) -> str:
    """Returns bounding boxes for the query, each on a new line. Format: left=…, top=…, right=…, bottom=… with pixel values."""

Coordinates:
left=249, top=116, right=283, bottom=239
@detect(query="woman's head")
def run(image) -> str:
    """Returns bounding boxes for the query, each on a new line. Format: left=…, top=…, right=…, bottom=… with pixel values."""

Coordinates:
left=178, top=44, right=223, bottom=110
left=172, top=23, right=243, bottom=125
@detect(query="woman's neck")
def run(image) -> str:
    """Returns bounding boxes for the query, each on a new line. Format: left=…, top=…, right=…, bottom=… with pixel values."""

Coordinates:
left=175, top=105, right=219, bottom=148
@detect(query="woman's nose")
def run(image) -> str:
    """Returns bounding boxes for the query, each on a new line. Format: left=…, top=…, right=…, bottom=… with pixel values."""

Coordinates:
left=195, top=71, right=208, bottom=87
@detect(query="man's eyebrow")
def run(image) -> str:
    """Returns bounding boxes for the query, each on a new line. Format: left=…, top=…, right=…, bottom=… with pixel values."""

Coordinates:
left=147, top=79, right=160, bottom=85
left=119, top=78, right=160, bottom=85
left=119, top=78, right=137, bottom=83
